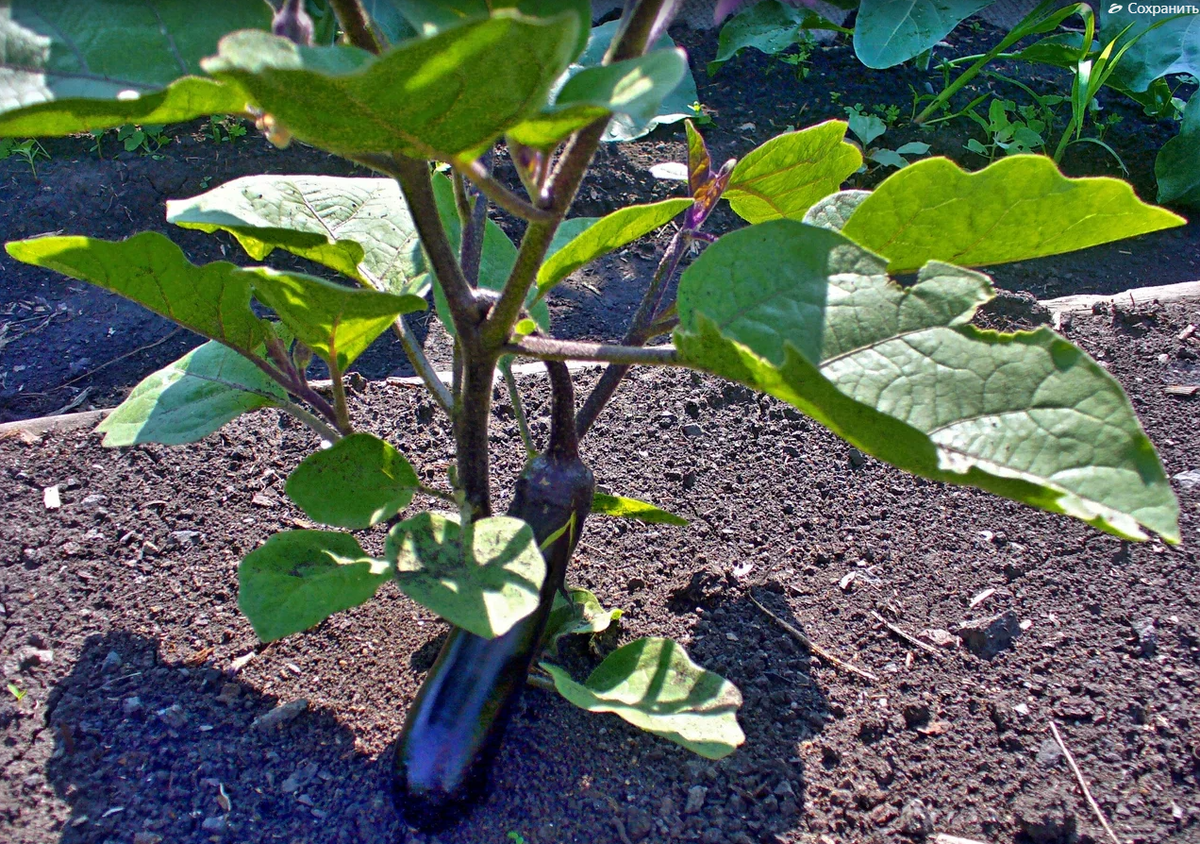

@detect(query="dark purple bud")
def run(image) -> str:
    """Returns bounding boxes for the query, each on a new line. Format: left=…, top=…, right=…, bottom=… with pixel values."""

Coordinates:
left=273, top=0, right=314, bottom=46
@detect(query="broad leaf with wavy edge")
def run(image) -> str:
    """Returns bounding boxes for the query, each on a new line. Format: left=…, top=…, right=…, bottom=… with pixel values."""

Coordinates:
left=724, top=120, right=862, bottom=224
left=286, top=433, right=420, bottom=530
left=853, top=0, right=992, bottom=69
left=95, top=340, right=286, bottom=447
left=840, top=156, right=1186, bottom=274
left=675, top=221, right=1179, bottom=543
left=0, top=0, right=265, bottom=136
left=245, top=268, right=424, bottom=372
left=535, top=198, right=692, bottom=298
left=239, top=530, right=392, bottom=643
left=1101, top=5, right=1200, bottom=92
left=5, top=232, right=268, bottom=353
left=1156, top=94, right=1200, bottom=208
left=166, top=175, right=427, bottom=298
left=201, top=13, right=578, bottom=159
left=386, top=512, right=545, bottom=639
left=542, top=637, right=744, bottom=760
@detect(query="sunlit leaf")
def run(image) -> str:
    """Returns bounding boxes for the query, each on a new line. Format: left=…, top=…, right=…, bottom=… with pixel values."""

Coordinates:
left=286, top=433, right=420, bottom=529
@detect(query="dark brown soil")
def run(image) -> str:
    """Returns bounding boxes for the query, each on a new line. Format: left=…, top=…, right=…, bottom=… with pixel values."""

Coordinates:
left=1, top=16, right=1199, bottom=844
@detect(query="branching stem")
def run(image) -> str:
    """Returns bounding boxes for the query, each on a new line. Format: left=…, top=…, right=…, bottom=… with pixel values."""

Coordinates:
left=501, top=358, right=536, bottom=458
left=454, top=156, right=557, bottom=224
left=327, top=0, right=382, bottom=53
left=390, top=317, right=452, bottom=415
left=280, top=401, right=341, bottom=443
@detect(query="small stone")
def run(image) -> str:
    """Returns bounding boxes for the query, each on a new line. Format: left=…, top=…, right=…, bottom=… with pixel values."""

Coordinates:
left=684, top=785, right=708, bottom=814
left=100, top=650, right=122, bottom=674
left=1132, top=617, right=1158, bottom=657
left=773, top=779, right=795, bottom=798
left=954, top=610, right=1021, bottom=658
left=168, top=530, right=202, bottom=550
left=682, top=424, right=704, bottom=438
left=43, top=485, right=61, bottom=510
left=1013, top=784, right=1077, bottom=844
left=684, top=399, right=701, bottom=419
left=626, top=807, right=653, bottom=842
left=902, top=701, right=931, bottom=729
left=1035, top=737, right=1064, bottom=769
left=898, top=798, right=934, bottom=838
left=1172, top=468, right=1200, bottom=491
left=848, top=447, right=866, bottom=468
left=79, top=493, right=107, bottom=510
left=122, top=696, right=143, bottom=716
left=215, top=683, right=242, bottom=705
left=251, top=491, right=278, bottom=507
left=156, top=703, right=187, bottom=728
left=251, top=698, right=308, bottom=731
left=134, top=833, right=163, bottom=844
left=15, top=646, right=53, bottom=671
left=200, top=815, right=227, bottom=833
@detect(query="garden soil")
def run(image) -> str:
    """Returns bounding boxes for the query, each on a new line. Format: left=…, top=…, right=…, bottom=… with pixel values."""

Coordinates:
left=1, top=18, right=1199, bottom=844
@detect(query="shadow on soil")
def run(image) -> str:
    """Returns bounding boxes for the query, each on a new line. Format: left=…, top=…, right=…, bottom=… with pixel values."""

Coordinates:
left=40, top=597, right=832, bottom=843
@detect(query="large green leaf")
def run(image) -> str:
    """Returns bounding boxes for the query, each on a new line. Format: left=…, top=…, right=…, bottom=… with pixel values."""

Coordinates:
left=239, top=530, right=392, bottom=642
left=509, top=47, right=689, bottom=149
left=427, top=172, right=550, bottom=333
left=675, top=220, right=1180, bottom=543
left=286, top=433, right=420, bottom=529
left=0, top=0, right=266, bottom=136
left=1101, top=5, right=1200, bottom=92
left=201, top=13, right=578, bottom=159
left=5, top=232, right=268, bottom=353
left=535, top=197, right=692, bottom=298
left=724, top=121, right=862, bottom=224
left=393, top=0, right=592, bottom=59
left=385, top=512, right=545, bottom=638
left=95, top=340, right=286, bottom=447
left=710, top=0, right=844, bottom=74
left=853, top=0, right=992, bottom=68
left=591, top=493, right=688, bottom=526
left=840, top=156, right=1186, bottom=273
left=166, top=176, right=428, bottom=298
left=246, top=268, right=424, bottom=372
left=542, top=637, right=744, bottom=760
left=1156, top=94, right=1200, bottom=208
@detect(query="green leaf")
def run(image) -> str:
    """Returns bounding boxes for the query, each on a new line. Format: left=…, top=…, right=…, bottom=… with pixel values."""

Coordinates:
left=246, top=268, right=424, bottom=372
left=386, top=512, right=545, bottom=638
left=0, top=0, right=267, bottom=136
left=592, top=493, right=688, bottom=526
left=5, top=232, right=267, bottom=353
left=542, top=637, right=744, bottom=759
left=853, top=0, right=992, bottom=68
left=573, top=20, right=699, bottom=143
left=1156, top=94, right=1200, bottom=208
left=724, top=121, right=862, bottom=224
left=544, top=587, right=623, bottom=654
left=166, top=176, right=428, bottom=298
left=675, top=221, right=1180, bottom=543
left=802, top=189, right=871, bottom=232
left=535, top=198, right=692, bottom=298
left=1100, top=5, right=1200, bottom=92
left=510, top=47, right=689, bottom=149
left=427, top=173, right=550, bottom=334
left=286, top=433, right=419, bottom=529
left=239, top=530, right=392, bottom=642
left=393, top=0, right=592, bottom=60
left=201, top=13, right=578, bottom=159
left=840, top=156, right=1186, bottom=273
left=95, top=341, right=286, bottom=447
left=711, top=0, right=836, bottom=74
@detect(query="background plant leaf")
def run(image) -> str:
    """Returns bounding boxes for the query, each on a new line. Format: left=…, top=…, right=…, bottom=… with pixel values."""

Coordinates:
left=239, top=530, right=392, bottom=642
left=385, top=512, right=545, bottom=638
left=591, top=493, right=688, bottom=526
left=840, top=156, right=1185, bottom=273
left=166, top=175, right=428, bottom=298
left=536, top=198, right=692, bottom=297
left=286, top=433, right=419, bottom=529
left=853, top=0, right=993, bottom=69
left=202, top=15, right=578, bottom=159
left=0, top=0, right=267, bottom=136
left=1100, top=5, right=1200, bottom=92
left=245, top=268, right=424, bottom=372
left=95, top=340, right=286, bottom=447
left=710, top=0, right=842, bottom=75
left=543, top=587, right=623, bottom=655
left=802, top=189, right=872, bottom=231
left=542, top=637, right=745, bottom=759
left=5, top=232, right=268, bottom=353
left=675, top=220, right=1180, bottom=543
left=1155, top=94, right=1200, bottom=208
left=724, top=121, right=862, bottom=223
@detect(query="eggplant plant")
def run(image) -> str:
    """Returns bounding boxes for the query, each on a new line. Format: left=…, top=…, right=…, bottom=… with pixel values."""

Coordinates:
left=0, top=0, right=1186, bottom=831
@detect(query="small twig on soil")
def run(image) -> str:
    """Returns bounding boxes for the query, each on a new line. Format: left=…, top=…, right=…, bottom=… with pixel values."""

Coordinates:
left=869, top=610, right=943, bottom=658
left=748, top=589, right=878, bottom=683
left=48, top=387, right=92, bottom=417
left=525, top=672, right=555, bottom=692
left=1048, top=720, right=1121, bottom=844
left=33, top=328, right=183, bottom=395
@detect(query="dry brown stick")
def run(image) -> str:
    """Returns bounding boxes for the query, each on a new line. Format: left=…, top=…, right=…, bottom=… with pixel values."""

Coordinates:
left=748, top=590, right=878, bottom=683
left=1048, top=720, right=1121, bottom=844
left=870, top=610, right=943, bottom=658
